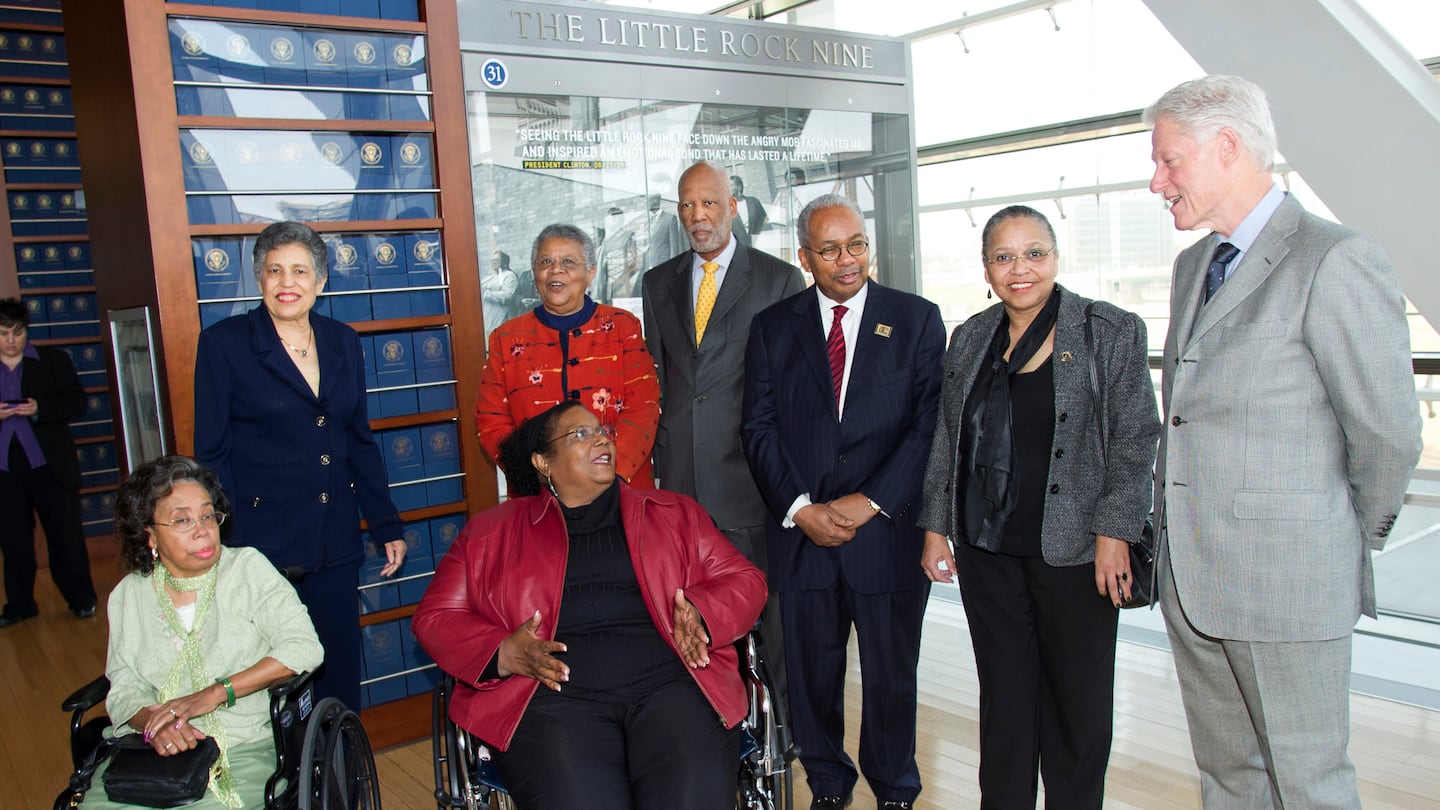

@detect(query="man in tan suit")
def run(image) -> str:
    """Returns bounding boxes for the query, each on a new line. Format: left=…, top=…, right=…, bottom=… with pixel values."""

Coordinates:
left=1147, top=75, right=1422, bottom=808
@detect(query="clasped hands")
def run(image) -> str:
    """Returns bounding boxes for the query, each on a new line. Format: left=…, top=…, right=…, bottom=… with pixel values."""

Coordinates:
left=794, top=492, right=878, bottom=548
left=498, top=590, right=714, bottom=692
left=137, top=687, right=225, bottom=756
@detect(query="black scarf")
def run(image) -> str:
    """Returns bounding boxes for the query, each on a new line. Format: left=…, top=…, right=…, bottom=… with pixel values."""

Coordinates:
left=957, top=287, right=1061, bottom=551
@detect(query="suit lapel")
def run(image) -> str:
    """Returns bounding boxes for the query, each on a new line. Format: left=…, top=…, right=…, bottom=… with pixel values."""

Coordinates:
left=252, top=308, right=320, bottom=403
left=1187, top=196, right=1299, bottom=347
left=315, top=320, right=343, bottom=404
left=786, top=291, right=833, bottom=411
left=658, top=252, right=697, bottom=349
left=849, top=283, right=890, bottom=394
left=705, top=247, right=752, bottom=334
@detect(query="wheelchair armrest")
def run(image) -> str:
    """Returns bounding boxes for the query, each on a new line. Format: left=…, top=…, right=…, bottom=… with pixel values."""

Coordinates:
left=268, top=670, right=312, bottom=700
left=61, top=676, right=110, bottom=713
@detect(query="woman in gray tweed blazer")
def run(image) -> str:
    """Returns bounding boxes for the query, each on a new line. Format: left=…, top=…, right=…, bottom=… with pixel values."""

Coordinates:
left=917, top=205, right=1159, bottom=808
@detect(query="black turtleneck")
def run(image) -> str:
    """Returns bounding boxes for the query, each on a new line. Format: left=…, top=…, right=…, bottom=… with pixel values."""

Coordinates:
left=535, top=480, right=687, bottom=704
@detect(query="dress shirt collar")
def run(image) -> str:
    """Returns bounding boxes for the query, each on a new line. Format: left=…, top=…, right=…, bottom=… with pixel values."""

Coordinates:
left=1218, top=184, right=1286, bottom=256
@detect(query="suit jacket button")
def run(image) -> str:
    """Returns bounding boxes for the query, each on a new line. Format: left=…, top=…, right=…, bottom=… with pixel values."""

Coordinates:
left=1171, top=415, right=1184, bottom=426
left=315, top=416, right=326, bottom=427
left=1058, top=412, right=1067, bottom=422
left=320, top=454, right=331, bottom=465
left=838, top=454, right=847, bottom=463
left=1049, top=483, right=1060, bottom=494
left=1053, top=448, right=1064, bottom=459
left=319, top=493, right=329, bottom=504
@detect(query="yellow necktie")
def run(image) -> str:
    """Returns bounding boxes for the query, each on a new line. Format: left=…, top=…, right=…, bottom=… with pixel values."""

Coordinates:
left=694, top=261, right=719, bottom=345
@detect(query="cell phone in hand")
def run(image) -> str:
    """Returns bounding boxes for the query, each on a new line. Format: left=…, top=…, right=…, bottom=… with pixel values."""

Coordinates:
left=1, top=400, right=25, bottom=406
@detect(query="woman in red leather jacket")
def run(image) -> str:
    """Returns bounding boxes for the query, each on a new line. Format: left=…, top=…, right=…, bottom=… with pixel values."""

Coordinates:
left=413, top=400, right=766, bottom=809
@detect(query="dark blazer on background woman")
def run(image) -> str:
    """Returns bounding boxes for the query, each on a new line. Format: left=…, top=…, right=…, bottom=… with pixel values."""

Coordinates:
left=20, top=345, right=85, bottom=487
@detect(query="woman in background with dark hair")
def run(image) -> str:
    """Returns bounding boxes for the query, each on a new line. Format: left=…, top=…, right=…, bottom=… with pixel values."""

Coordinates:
left=80, top=455, right=321, bottom=809
left=193, top=221, right=404, bottom=708
left=0, top=296, right=95, bottom=627
left=414, top=401, right=765, bottom=809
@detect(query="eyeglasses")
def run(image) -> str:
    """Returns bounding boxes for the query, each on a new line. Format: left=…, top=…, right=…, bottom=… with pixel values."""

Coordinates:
left=545, top=424, right=616, bottom=445
left=803, top=240, right=869, bottom=263
left=535, top=256, right=585, bottom=272
left=153, top=512, right=227, bottom=534
left=984, top=247, right=1055, bottom=267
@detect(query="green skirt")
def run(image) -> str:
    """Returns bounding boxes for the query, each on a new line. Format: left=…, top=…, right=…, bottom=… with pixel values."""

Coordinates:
left=77, top=737, right=278, bottom=809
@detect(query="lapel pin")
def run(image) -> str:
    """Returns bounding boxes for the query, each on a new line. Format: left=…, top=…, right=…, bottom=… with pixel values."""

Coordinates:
left=1059, top=351, right=1073, bottom=362
left=875, top=324, right=893, bottom=338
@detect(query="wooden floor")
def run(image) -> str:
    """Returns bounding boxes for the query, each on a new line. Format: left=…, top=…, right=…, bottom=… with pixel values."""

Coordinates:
left=5, top=553, right=1439, bottom=809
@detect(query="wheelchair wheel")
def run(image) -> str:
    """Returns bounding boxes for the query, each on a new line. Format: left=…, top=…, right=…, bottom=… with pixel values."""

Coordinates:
left=432, top=677, right=515, bottom=810
left=298, top=697, right=382, bottom=809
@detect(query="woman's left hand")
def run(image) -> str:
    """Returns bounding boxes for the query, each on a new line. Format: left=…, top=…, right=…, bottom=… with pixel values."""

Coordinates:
left=671, top=589, right=711, bottom=669
left=141, top=688, right=221, bottom=754
left=380, top=539, right=407, bottom=577
left=1094, top=534, right=1132, bottom=608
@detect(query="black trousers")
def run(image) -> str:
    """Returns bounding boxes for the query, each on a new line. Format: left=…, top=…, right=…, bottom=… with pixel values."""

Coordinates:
left=781, top=582, right=928, bottom=804
left=294, top=561, right=362, bottom=709
left=0, top=449, right=95, bottom=616
left=953, top=541, right=1119, bottom=810
left=491, top=677, right=739, bottom=810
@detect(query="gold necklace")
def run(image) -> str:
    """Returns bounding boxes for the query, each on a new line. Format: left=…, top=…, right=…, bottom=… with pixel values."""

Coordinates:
left=280, top=328, right=314, bottom=358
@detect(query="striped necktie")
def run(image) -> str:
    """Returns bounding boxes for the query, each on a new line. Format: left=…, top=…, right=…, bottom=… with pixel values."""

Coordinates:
left=827, top=304, right=847, bottom=403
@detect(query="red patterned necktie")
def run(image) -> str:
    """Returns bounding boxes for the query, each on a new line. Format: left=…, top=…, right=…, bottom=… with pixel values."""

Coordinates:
left=827, top=304, right=847, bottom=403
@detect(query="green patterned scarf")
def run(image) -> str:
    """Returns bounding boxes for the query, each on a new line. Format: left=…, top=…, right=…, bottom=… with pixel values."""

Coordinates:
left=153, top=557, right=242, bottom=808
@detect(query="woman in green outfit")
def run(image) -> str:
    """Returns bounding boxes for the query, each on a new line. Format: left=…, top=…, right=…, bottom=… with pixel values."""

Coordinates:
left=80, top=455, right=323, bottom=809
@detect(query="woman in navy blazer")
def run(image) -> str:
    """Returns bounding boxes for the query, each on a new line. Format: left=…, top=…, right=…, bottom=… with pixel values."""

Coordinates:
left=194, top=221, right=406, bottom=708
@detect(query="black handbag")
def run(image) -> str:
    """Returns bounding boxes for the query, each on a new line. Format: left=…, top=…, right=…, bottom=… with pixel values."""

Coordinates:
left=99, top=734, right=220, bottom=807
left=1083, top=304, right=1156, bottom=609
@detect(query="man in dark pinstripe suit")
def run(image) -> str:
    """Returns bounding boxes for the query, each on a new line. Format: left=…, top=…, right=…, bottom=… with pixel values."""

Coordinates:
left=741, top=195, right=945, bottom=810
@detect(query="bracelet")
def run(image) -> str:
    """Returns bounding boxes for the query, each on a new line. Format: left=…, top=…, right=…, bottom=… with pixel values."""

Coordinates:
left=214, top=677, right=236, bottom=708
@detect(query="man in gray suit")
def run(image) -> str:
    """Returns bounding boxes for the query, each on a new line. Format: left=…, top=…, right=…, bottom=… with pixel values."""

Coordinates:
left=642, top=160, right=804, bottom=693
left=1146, top=75, right=1422, bottom=808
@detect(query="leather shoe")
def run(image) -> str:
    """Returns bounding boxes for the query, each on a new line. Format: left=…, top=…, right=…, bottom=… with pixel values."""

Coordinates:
left=0, top=612, right=36, bottom=628
left=74, top=605, right=97, bottom=619
left=878, top=802, right=914, bottom=810
left=811, top=796, right=852, bottom=810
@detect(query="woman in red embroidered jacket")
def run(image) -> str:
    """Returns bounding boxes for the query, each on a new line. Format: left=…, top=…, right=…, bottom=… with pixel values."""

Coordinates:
left=475, top=223, right=660, bottom=486
left=414, top=401, right=766, bottom=809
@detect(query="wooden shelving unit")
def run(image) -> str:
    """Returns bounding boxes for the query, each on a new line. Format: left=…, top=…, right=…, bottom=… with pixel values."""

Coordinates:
left=58, top=0, right=490, bottom=747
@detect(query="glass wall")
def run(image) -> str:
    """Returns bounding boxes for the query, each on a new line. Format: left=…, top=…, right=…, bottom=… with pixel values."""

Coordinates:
left=466, top=92, right=913, bottom=325
left=591, top=0, right=1440, bottom=690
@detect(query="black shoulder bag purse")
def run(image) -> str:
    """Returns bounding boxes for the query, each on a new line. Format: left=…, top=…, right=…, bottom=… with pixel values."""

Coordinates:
left=1084, top=304, right=1156, bottom=609
left=70, top=732, right=220, bottom=808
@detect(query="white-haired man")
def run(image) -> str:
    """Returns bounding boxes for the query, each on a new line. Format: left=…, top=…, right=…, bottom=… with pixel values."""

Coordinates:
left=1146, top=74, right=1421, bottom=808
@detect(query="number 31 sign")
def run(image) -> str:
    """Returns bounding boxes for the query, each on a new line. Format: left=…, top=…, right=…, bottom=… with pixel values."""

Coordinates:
left=480, top=58, right=508, bottom=90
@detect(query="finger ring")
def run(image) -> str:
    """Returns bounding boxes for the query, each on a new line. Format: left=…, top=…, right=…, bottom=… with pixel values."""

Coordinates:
left=165, top=742, right=175, bottom=750
left=1120, top=572, right=1129, bottom=581
left=168, top=708, right=177, bottom=716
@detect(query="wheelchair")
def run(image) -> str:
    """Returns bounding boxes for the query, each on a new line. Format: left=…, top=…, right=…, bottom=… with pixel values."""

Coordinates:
left=431, top=626, right=796, bottom=810
left=53, top=669, right=382, bottom=809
